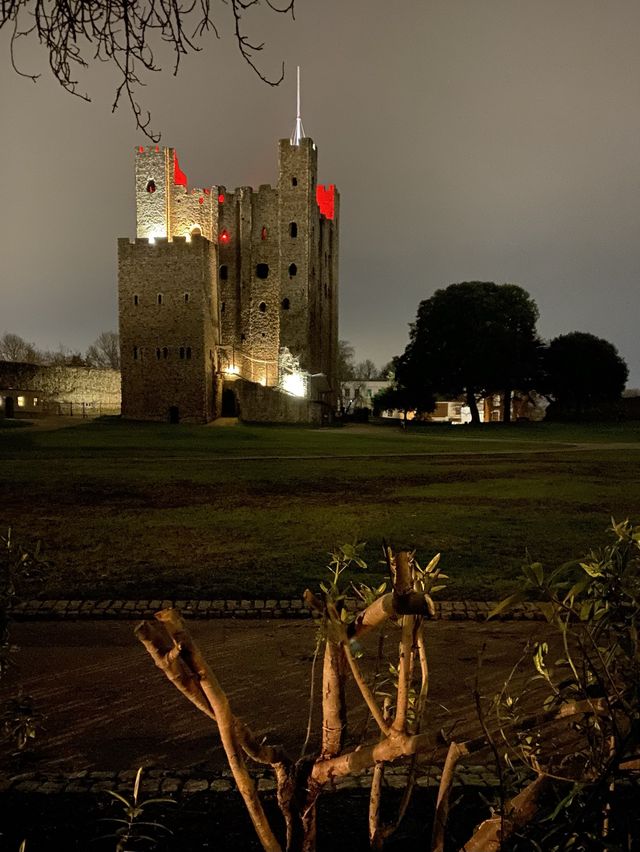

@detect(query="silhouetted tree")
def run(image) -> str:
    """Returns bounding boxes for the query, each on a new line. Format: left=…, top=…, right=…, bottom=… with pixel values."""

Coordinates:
left=396, top=282, right=540, bottom=424
left=0, top=332, right=40, bottom=363
left=372, top=383, right=423, bottom=424
left=86, top=331, right=120, bottom=370
left=353, top=358, right=378, bottom=380
left=2, top=0, right=295, bottom=140
left=542, top=331, right=628, bottom=418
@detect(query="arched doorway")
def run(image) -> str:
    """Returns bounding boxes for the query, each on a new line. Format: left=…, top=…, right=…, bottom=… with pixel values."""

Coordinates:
left=221, top=389, right=238, bottom=417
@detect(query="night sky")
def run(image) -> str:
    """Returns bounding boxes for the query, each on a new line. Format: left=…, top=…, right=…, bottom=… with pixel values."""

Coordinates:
left=1, top=0, right=639, bottom=385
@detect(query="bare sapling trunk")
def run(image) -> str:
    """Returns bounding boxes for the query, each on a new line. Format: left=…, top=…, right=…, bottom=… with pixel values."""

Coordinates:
left=135, top=543, right=610, bottom=851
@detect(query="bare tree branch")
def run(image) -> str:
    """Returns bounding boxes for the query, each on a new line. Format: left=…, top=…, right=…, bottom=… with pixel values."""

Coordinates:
left=2, top=0, right=295, bottom=140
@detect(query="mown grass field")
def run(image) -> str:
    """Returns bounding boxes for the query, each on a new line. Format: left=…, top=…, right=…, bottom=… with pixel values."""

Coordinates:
left=1, top=417, right=639, bottom=600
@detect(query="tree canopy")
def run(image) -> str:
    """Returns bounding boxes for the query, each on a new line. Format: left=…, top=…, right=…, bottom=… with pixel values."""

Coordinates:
left=86, top=331, right=120, bottom=370
left=396, top=282, right=540, bottom=424
left=0, top=332, right=39, bottom=363
left=2, top=0, right=295, bottom=139
left=542, top=331, right=628, bottom=418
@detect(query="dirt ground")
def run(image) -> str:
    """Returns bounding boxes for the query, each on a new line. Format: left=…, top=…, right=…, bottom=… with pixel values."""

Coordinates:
left=0, top=618, right=550, bottom=774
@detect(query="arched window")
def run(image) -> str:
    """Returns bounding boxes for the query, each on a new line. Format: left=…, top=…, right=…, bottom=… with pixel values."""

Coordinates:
left=190, top=226, right=202, bottom=238
left=179, top=347, right=185, bottom=359
left=281, top=298, right=290, bottom=310
left=261, top=226, right=268, bottom=240
left=156, top=348, right=161, bottom=360
left=288, top=263, right=297, bottom=277
left=289, top=222, right=298, bottom=238
left=219, top=265, right=228, bottom=280
left=256, top=263, right=269, bottom=279
left=291, top=177, right=298, bottom=187
left=259, top=302, right=267, bottom=313
left=146, top=180, right=156, bottom=193
left=162, top=347, right=168, bottom=359
left=186, top=347, right=192, bottom=360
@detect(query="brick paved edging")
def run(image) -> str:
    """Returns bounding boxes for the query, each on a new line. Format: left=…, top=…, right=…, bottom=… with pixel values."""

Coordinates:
left=8, top=599, right=545, bottom=621
left=0, top=764, right=500, bottom=796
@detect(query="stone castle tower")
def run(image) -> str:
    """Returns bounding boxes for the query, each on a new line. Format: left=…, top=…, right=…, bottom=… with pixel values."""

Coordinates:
left=118, top=111, right=339, bottom=423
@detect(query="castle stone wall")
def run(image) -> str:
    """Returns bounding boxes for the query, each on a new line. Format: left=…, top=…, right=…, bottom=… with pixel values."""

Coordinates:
left=118, top=234, right=219, bottom=423
left=120, top=135, right=339, bottom=423
left=0, top=361, right=121, bottom=409
left=231, top=379, right=323, bottom=424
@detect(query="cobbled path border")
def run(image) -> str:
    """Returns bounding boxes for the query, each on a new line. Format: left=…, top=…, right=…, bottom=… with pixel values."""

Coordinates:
left=9, top=598, right=544, bottom=621
left=0, top=764, right=500, bottom=796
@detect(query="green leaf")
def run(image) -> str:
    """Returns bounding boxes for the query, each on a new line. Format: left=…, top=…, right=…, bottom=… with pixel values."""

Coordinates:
left=423, top=553, right=441, bottom=573
left=488, top=591, right=526, bottom=619
left=107, top=791, right=132, bottom=807
left=580, top=560, right=604, bottom=578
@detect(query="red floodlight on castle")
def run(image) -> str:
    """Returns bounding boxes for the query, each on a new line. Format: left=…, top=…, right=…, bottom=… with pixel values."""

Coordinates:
left=173, top=152, right=188, bottom=187
left=219, top=229, right=230, bottom=245
left=316, top=184, right=335, bottom=220
left=218, top=193, right=225, bottom=204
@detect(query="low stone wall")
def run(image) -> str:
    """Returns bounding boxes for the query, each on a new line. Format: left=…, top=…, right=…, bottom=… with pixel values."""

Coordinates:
left=231, top=379, right=324, bottom=424
left=0, top=361, right=121, bottom=412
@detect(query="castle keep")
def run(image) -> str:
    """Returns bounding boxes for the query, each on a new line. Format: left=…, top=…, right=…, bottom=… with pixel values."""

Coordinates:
left=118, top=125, right=339, bottom=423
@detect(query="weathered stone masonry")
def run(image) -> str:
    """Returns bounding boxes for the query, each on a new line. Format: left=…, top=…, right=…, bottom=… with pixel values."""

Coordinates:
left=118, top=136, right=339, bottom=423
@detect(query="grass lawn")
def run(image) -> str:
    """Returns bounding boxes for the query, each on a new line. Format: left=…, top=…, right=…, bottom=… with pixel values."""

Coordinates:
left=1, top=417, right=639, bottom=600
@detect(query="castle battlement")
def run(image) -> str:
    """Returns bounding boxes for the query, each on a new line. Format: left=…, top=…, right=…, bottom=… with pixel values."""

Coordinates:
left=118, top=234, right=210, bottom=250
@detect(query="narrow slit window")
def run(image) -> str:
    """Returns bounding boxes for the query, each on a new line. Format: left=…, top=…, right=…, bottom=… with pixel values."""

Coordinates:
left=261, top=226, right=268, bottom=240
left=157, top=293, right=163, bottom=305
left=184, top=293, right=190, bottom=303
left=221, top=301, right=226, bottom=314
left=219, top=265, right=228, bottom=280
left=163, top=347, right=168, bottom=359
left=133, top=294, right=139, bottom=306
left=289, top=222, right=298, bottom=238
left=156, top=348, right=161, bottom=360
left=133, top=346, right=139, bottom=360
left=186, top=347, right=192, bottom=359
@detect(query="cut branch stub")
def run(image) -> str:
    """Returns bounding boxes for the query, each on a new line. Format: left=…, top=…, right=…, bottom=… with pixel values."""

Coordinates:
left=393, top=550, right=414, bottom=597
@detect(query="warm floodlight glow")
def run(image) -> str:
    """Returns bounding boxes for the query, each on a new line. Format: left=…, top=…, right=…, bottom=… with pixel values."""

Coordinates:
left=281, top=372, right=306, bottom=397
left=224, top=365, right=240, bottom=376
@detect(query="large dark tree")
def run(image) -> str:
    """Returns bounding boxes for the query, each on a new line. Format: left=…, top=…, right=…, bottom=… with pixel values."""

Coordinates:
left=2, top=0, right=295, bottom=139
left=396, top=282, right=541, bottom=425
left=542, top=331, right=628, bottom=418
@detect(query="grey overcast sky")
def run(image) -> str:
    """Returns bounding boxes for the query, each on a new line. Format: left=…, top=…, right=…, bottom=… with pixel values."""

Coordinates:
left=1, top=0, right=639, bottom=385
